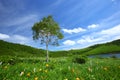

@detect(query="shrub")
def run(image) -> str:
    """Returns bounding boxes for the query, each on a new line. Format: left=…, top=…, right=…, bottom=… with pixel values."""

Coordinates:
left=72, top=55, right=88, bottom=64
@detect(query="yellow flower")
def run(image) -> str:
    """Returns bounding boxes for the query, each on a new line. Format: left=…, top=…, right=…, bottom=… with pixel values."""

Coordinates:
left=76, top=77, right=80, bottom=80
left=72, top=69, right=75, bottom=73
left=64, top=78, right=68, bottom=80
left=34, top=77, right=38, bottom=80
left=88, top=67, right=92, bottom=72
left=27, top=72, right=30, bottom=77
left=118, top=66, right=120, bottom=68
left=103, top=67, right=108, bottom=71
left=20, top=71, right=24, bottom=76
left=46, top=64, right=49, bottom=67
left=39, top=68, right=42, bottom=72
left=44, top=70, right=48, bottom=73
left=4, top=66, right=8, bottom=69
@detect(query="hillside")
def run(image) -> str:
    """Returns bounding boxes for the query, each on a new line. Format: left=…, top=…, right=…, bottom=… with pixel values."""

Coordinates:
left=0, top=40, right=46, bottom=57
left=70, top=39, right=120, bottom=56
left=51, top=39, right=120, bottom=57
left=0, top=39, right=120, bottom=57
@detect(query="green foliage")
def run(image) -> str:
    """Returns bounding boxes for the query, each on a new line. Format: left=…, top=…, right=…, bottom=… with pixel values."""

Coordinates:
left=72, top=55, right=88, bottom=64
left=32, top=15, right=64, bottom=46
left=32, top=15, right=64, bottom=62
left=0, top=57, right=120, bottom=80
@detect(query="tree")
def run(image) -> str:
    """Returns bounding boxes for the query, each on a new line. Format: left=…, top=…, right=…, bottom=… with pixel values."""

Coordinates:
left=32, top=15, right=64, bottom=62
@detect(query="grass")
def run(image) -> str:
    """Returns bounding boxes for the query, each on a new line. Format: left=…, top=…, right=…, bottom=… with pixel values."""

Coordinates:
left=0, top=57, right=120, bottom=80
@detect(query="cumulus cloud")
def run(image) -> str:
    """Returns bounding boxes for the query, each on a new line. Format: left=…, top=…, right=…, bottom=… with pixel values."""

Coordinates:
left=77, top=24, right=120, bottom=45
left=63, top=40, right=76, bottom=45
left=62, top=27, right=86, bottom=34
left=0, top=33, right=10, bottom=39
left=0, top=33, right=29, bottom=44
left=88, top=24, right=99, bottom=29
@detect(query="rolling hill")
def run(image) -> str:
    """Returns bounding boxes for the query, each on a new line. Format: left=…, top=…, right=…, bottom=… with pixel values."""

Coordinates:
left=0, top=39, right=120, bottom=57
left=51, top=39, right=120, bottom=57
left=69, top=39, right=120, bottom=56
left=0, top=40, right=46, bottom=57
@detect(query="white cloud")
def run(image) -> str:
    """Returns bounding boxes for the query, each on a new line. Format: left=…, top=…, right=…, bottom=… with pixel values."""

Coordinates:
left=0, top=33, right=10, bottom=39
left=13, top=35, right=28, bottom=41
left=0, top=33, right=29, bottom=44
left=100, top=24, right=120, bottom=35
left=77, top=24, right=120, bottom=45
left=62, top=27, right=86, bottom=34
left=77, top=37, right=104, bottom=44
left=88, top=24, right=99, bottom=29
left=63, top=40, right=76, bottom=45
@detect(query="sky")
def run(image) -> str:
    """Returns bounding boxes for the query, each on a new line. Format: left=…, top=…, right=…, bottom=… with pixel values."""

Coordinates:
left=0, top=0, right=120, bottom=51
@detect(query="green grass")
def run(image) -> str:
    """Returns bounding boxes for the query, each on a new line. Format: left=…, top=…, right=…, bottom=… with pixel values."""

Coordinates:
left=1, top=39, right=120, bottom=57
left=83, top=45, right=120, bottom=56
left=0, top=57, right=120, bottom=80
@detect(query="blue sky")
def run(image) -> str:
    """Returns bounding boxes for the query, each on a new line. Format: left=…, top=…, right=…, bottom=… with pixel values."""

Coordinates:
left=0, top=0, right=120, bottom=51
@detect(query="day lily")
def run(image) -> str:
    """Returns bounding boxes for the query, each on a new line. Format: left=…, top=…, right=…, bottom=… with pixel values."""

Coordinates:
left=103, top=67, right=108, bottom=71
left=27, top=72, right=30, bottom=77
left=44, top=70, right=48, bottom=73
left=39, top=68, right=42, bottom=72
left=64, top=78, right=68, bottom=80
left=4, top=66, right=8, bottom=69
left=46, top=64, right=49, bottom=67
left=34, top=77, right=38, bottom=80
left=76, top=77, right=80, bottom=80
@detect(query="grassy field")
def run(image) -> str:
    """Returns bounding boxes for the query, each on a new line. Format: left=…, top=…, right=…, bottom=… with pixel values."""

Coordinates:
left=0, top=57, right=120, bottom=80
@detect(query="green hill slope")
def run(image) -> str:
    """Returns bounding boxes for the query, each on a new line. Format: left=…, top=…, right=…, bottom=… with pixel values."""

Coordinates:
left=71, top=39, right=120, bottom=56
left=0, top=40, right=45, bottom=57
left=51, top=39, right=120, bottom=57
left=0, top=39, right=120, bottom=57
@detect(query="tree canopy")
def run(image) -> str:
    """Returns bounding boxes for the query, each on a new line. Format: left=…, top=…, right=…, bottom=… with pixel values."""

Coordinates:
left=32, top=15, right=64, bottom=62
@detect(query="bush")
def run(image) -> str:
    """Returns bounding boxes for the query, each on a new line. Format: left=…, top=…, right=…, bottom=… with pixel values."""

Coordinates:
left=72, top=55, right=88, bottom=64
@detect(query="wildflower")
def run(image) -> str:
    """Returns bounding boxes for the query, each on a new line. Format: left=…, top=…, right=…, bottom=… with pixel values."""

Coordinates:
left=33, top=68, right=36, bottom=72
left=88, top=67, right=92, bottom=72
left=46, top=64, right=49, bottom=67
left=27, top=72, right=30, bottom=77
left=20, top=71, right=24, bottom=76
left=103, top=67, right=108, bottom=71
left=34, top=77, right=38, bottom=80
left=76, top=77, right=80, bottom=80
left=118, top=66, right=120, bottom=68
left=64, top=78, right=68, bottom=80
left=72, top=68, right=75, bottom=73
left=39, top=68, right=42, bottom=72
left=0, top=62, right=2, bottom=65
left=4, top=66, right=8, bottom=69
left=44, top=70, right=48, bottom=73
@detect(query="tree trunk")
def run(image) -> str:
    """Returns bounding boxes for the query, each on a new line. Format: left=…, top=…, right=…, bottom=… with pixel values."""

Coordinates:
left=46, top=43, right=49, bottom=62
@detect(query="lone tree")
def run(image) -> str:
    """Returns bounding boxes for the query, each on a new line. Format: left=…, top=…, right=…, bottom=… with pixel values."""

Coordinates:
left=32, top=15, right=64, bottom=62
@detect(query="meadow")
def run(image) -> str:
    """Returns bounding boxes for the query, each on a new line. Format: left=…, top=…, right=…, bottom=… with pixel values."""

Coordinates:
left=0, top=56, right=120, bottom=80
